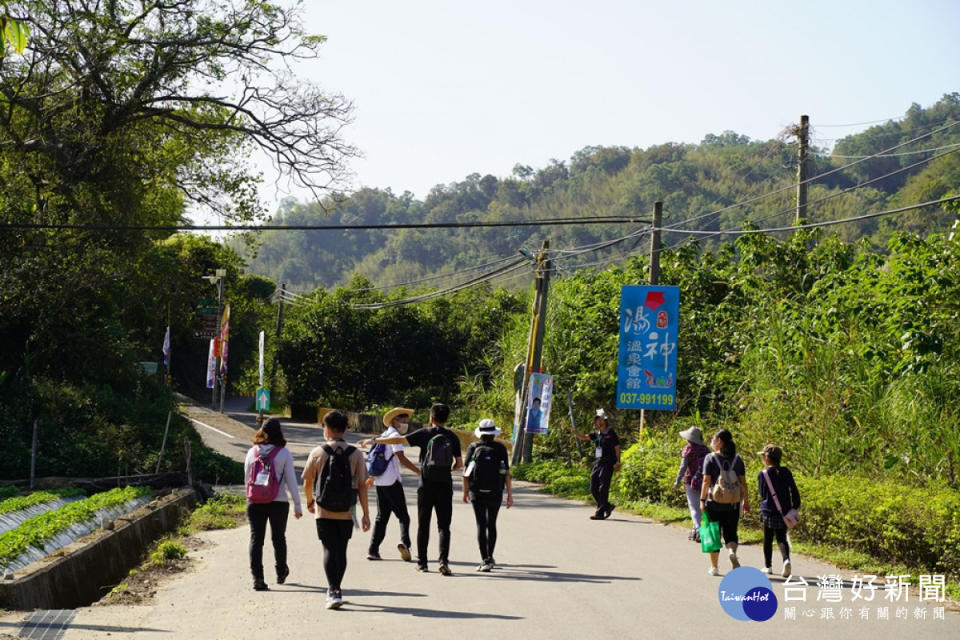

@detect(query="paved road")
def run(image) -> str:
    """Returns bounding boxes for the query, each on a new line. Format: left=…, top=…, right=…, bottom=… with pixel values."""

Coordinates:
left=5, top=401, right=958, bottom=639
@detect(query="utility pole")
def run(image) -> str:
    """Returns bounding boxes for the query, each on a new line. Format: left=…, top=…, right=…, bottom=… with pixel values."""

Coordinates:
left=641, top=201, right=663, bottom=435
left=649, top=201, right=662, bottom=286
left=795, top=114, right=809, bottom=225
left=512, top=240, right=551, bottom=466
left=269, top=283, right=286, bottom=388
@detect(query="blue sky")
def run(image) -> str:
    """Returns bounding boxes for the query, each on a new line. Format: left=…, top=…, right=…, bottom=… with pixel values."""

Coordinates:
left=261, top=0, right=960, bottom=205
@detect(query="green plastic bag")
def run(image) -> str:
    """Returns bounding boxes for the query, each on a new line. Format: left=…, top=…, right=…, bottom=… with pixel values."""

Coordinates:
left=700, top=512, right=722, bottom=553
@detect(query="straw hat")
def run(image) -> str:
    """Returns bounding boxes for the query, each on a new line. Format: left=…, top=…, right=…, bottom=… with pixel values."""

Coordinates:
left=383, top=407, right=414, bottom=427
left=474, top=418, right=502, bottom=438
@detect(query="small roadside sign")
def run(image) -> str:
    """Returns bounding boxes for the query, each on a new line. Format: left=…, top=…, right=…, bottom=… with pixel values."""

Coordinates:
left=256, top=388, right=270, bottom=412
left=617, top=285, right=680, bottom=411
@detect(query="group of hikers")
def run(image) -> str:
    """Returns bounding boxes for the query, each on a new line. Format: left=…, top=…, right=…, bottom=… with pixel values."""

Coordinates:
left=671, top=426, right=800, bottom=578
left=243, top=403, right=513, bottom=609
left=244, top=403, right=800, bottom=609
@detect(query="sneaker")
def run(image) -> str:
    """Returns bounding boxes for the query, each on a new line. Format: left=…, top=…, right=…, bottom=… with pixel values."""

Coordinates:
left=762, top=566, right=773, bottom=575
left=325, top=590, right=342, bottom=610
left=604, top=503, right=616, bottom=518
left=728, top=551, right=740, bottom=569
left=781, top=559, right=792, bottom=578
left=476, top=563, right=486, bottom=572
left=416, top=564, right=429, bottom=573
left=397, top=543, right=412, bottom=562
left=693, top=530, right=701, bottom=543
left=276, top=567, right=289, bottom=584
left=366, top=552, right=382, bottom=561
left=488, top=557, right=496, bottom=569
left=589, top=513, right=604, bottom=520
left=253, top=580, right=268, bottom=591
left=438, top=563, right=452, bottom=576
left=687, top=529, right=696, bottom=541
left=708, top=566, right=720, bottom=576
left=481, top=561, right=494, bottom=572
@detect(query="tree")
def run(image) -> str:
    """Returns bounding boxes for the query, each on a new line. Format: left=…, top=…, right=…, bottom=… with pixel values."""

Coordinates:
left=0, top=1, right=356, bottom=477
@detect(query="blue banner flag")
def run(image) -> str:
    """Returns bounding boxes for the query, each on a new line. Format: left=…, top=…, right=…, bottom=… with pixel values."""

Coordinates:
left=617, top=285, right=679, bottom=410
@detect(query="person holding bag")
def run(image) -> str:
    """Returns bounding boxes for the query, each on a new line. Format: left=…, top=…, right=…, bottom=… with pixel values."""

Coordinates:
left=757, top=444, right=801, bottom=577
left=700, top=429, right=749, bottom=576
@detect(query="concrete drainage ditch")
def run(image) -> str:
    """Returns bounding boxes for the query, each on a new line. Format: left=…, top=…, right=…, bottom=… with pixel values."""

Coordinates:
left=0, top=488, right=197, bottom=610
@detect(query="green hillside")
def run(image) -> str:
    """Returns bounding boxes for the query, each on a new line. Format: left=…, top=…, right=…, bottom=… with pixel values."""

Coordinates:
left=238, top=94, right=960, bottom=291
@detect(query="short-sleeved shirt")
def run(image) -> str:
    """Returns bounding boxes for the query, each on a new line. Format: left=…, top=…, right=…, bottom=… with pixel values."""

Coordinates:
left=301, top=439, right=368, bottom=520
left=463, top=440, right=510, bottom=495
left=373, top=426, right=406, bottom=487
left=590, top=428, right=620, bottom=464
left=405, top=425, right=462, bottom=486
left=702, top=452, right=746, bottom=511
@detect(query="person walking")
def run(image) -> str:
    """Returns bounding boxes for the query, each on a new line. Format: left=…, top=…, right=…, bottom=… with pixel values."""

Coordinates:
left=570, top=408, right=620, bottom=520
left=302, top=410, right=371, bottom=609
left=360, top=402, right=462, bottom=575
left=366, top=407, right=419, bottom=562
left=244, top=418, right=302, bottom=591
left=462, top=419, right=513, bottom=572
left=757, top=444, right=800, bottom=577
left=700, top=429, right=749, bottom=576
left=672, top=426, right=710, bottom=542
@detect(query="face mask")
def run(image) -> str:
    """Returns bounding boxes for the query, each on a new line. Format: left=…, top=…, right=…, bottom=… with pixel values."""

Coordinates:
left=397, top=422, right=409, bottom=435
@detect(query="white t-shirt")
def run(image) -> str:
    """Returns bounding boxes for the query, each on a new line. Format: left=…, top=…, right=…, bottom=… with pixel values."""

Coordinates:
left=373, top=426, right=406, bottom=486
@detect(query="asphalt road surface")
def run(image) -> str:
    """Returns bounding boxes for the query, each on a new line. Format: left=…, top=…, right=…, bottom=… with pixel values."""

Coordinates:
left=4, top=400, right=958, bottom=639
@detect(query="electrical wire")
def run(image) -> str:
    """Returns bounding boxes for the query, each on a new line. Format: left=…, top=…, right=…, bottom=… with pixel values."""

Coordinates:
left=0, top=215, right=650, bottom=232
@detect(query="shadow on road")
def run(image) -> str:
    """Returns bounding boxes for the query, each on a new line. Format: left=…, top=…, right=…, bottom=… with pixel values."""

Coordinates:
left=444, top=562, right=642, bottom=585
left=343, top=602, right=523, bottom=619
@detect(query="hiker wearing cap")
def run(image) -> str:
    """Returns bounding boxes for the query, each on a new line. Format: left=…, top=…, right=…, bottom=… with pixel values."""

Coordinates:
left=365, top=408, right=420, bottom=562
left=570, top=408, right=621, bottom=520
left=700, top=429, right=749, bottom=576
left=757, top=444, right=800, bottom=577
left=359, top=402, right=462, bottom=575
left=462, top=419, right=513, bottom=572
left=673, top=426, right=710, bottom=542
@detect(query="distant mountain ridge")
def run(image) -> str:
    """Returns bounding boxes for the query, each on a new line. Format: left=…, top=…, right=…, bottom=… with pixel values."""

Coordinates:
left=237, top=93, right=960, bottom=292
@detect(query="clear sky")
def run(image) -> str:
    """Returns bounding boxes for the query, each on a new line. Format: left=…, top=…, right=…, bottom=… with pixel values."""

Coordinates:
left=260, top=0, right=960, bottom=206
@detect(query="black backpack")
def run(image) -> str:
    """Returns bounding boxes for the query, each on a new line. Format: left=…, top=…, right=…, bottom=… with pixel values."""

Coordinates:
left=469, top=444, right=502, bottom=494
left=422, top=431, right=454, bottom=482
left=315, top=444, right=357, bottom=512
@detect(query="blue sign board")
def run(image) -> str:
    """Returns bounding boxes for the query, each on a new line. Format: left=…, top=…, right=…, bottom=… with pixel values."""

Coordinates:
left=617, top=285, right=679, bottom=410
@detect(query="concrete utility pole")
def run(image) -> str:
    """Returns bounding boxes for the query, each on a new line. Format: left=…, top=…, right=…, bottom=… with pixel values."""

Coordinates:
left=641, top=201, right=663, bottom=434
left=512, top=240, right=551, bottom=466
left=795, top=114, right=809, bottom=225
left=269, top=283, right=286, bottom=388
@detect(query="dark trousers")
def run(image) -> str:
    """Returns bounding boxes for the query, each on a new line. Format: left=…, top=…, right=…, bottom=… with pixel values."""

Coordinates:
left=763, top=525, right=790, bottom=566
left=706, top=505, right=741, bottom=545
left=416, top=482, right=453, bottom=564
left=470, top=492, right=502, bottom=562
left=316, top=518, right=353, bottom=591
left=369, top=481, right=412, bottom=554
left=590, top=462, right=614, bottom=514
left=246, top=501, right=289, bottom=582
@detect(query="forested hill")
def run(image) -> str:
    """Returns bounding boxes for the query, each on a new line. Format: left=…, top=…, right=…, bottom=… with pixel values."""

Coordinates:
left=238, top=94, right=960, bottom=292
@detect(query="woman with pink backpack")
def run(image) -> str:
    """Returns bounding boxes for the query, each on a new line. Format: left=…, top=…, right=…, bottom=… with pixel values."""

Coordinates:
left=244, top=419, right=303, bottom=591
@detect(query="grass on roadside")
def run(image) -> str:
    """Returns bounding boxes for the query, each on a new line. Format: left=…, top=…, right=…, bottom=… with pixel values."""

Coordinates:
left=182, top=493, right=247, bottom=534
left=104, top=492, right=248, bottom=605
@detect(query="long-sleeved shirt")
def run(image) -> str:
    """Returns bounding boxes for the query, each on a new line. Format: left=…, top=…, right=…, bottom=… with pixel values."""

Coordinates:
left=244, top=444, right=303, bottom=514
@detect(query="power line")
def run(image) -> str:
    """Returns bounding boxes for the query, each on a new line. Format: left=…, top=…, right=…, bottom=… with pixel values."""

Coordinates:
left=0, top=215, right=651, bottom=232
left=351, top=258, right=529, bottom=310
left=663, top=195, right=960, bottom=238
left=814, top=142, right=960, bottom=159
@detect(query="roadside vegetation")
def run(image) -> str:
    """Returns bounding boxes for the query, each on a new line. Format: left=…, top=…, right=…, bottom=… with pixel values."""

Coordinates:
left=103, top=493, right=247, bottom=605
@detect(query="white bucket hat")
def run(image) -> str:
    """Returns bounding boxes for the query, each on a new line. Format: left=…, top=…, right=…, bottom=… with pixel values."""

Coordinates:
left=475, top=418, right=502, bottom=438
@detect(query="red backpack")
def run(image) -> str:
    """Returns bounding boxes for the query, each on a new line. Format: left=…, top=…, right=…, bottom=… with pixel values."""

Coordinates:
left=246, top=446, right=283, bottom=503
